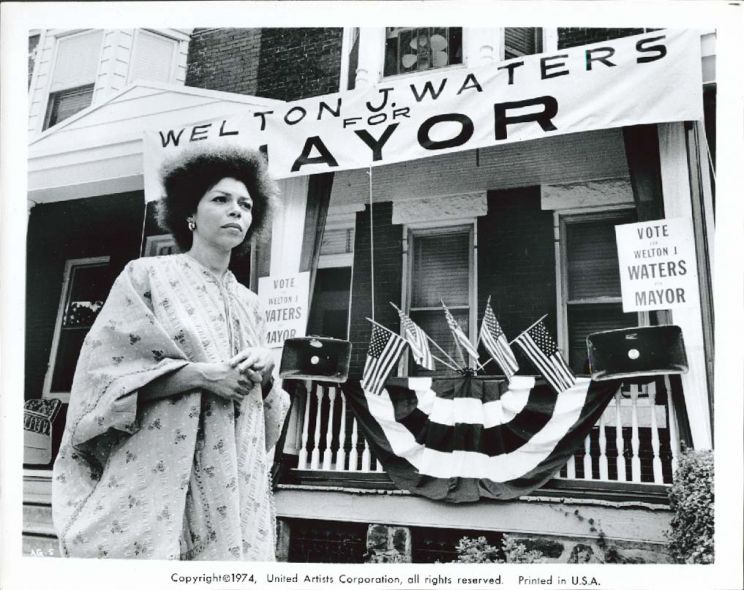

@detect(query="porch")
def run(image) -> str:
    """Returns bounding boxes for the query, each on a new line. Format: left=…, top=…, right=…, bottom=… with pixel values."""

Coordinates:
left=271, top=375, right=684, bottom=562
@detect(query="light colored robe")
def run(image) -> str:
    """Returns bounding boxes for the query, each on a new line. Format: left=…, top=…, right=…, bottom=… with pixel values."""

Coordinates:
left=52, top=254, right=290, bottom=560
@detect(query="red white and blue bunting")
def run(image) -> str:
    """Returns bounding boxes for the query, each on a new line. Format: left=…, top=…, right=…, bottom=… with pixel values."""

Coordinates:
left=342, top=375, right=621, bottom=502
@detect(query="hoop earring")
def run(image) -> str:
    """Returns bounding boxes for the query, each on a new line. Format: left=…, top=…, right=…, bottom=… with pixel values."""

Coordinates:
left=187, top=218, right=196, bottom=231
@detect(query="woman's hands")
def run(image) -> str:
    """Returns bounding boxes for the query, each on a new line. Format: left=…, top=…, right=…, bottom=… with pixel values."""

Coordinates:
left=228, top=347, right=275, bottom=388
left=140, top=350, right=276, bottom=404
left=194, top=361, right=257, bottom=403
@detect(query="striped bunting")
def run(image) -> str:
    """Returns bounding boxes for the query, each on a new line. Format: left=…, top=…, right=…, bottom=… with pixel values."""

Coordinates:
left=360, top=326, right=408, bottom=396
left=514, top=319, right=576, bottom=394
left=341, top=375, right=620, bottom=502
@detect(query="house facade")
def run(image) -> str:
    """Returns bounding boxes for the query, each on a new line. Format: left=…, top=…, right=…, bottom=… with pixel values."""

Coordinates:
left=24, top=26, right=716, bottom=563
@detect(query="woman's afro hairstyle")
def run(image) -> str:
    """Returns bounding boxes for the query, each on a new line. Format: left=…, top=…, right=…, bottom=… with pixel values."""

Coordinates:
left=156, top=144, right=280, bottom=253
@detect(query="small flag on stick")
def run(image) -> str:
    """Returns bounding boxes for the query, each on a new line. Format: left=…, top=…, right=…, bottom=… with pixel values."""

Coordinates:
left=514, top=317, right=576, bottom=394
left=479, top=301, right=519, bottom=380
left=396, top=309, right=435, bottom=370
left=442, top=303, right=480, bottom=363
left=361, top=325, right=408, bottom=396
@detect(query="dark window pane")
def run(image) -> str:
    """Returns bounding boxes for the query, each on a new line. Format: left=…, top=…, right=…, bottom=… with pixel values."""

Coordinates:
left=44, top=84, right=94, bottom=130
left=567, top=303, right=637, bottom=374
left=411, top=231, right=469, bottom=308
left=51, top=329, right=89, bottom=392
left=410, top=308, right=469, bottom=376
left=51, top=261, right=112, bottom=392
left=566, top=215, right=634, bottom=300
left=504, top=28, right=542, bottom=59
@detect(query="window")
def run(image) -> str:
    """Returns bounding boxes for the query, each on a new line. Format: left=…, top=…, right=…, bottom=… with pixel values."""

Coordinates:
left=44, top=258, right=112, bottom=399
left=559, top=211, right=640, bottom=374
left=406, top=225, right=474, bottom=376
left=44, top=84, right=95, bottom=129
left=43, top=29, right=103, bottom=129
left=504, top=28, right=543, bottom=59
left=128, top=29, right=178, bottom=84
left=384, top=28, right=462, bottom=77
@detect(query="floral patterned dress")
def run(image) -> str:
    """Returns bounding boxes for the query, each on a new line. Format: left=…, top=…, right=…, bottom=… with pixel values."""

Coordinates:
left=52, top=254, right=290, bottom=560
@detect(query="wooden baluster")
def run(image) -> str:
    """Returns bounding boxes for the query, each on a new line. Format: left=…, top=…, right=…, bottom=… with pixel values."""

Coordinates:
left=630, top=385, right=641, bottom=482
left=336, top=392, right=348, bottom=471
left=298, top=381, right=311, bottom=469
left=310, top=383, right=323, bottom=470
left=323, top=387, right=337, bottom=470
left=361, top=431, right=371, bottom=472
left=648, top=382, right=663, bottom=483
left=615, top=389, right=626, bottom=482
left=598, top=411, right=609, bottom=480
left=583, top=432, right=593, bottom=480
left=349, top=413, right=360, bottom=472
left=665, top=375, right=680, bottom=479
left=566, top=456, right=576, bottom=479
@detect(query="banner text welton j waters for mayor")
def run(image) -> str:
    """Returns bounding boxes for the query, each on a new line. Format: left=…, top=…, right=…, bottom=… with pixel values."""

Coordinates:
left=144, top=29, right=703, bottom=200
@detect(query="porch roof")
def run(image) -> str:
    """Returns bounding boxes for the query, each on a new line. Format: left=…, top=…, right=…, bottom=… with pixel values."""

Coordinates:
left=28, top=81, right=283, bottom=204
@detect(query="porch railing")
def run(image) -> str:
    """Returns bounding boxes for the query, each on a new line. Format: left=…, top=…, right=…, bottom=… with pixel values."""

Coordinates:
left=286, top=378, right=681, bottom=486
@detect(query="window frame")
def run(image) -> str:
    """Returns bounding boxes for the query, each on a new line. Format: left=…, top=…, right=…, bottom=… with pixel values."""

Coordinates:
left=401, top=220, right=477, bottom=375
left=42, top=83, right=96, bottom=131
left=382, top=27, right=465, bottom=80
left=43, top=256, right=111, bottom=402
left=502, top=27, right=544, bottom=59
left=41, top=29, right=104, bottom=131
left=127, top=28, right=180, bottom=85
left=555, top=206, right=648, bottom=375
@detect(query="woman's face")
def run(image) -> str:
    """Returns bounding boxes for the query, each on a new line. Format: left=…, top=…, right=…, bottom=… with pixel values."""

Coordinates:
left=191, top=177, right=253, bottom=252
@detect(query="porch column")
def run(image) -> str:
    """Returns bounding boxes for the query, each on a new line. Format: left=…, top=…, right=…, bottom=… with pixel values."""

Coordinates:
left=355, top=28, right=385, bottom=89
left=270, top=176, right=310, bottom=456
left=464, top=28, right=501, bottom=67
left=657, top=122, right=712, bottom=449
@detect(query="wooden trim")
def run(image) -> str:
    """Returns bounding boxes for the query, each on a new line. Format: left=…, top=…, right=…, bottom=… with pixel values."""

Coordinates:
left=43, top=256, right=110, bottom=399
left=286, top=469, right=671, bottom=505
left=684, top=121, right=715, bottom=424
left=538, top=479, right=670, bottom=505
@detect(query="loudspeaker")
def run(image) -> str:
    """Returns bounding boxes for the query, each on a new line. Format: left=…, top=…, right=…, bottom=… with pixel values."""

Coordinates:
left=587, top=325, right=688, bottom=381
left=279, top=337, right=352, bottom=383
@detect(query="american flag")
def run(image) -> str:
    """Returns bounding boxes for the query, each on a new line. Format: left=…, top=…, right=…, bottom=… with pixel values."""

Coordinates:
left=397, top=309, right=434, bottom=371
left=443, top=304, right=479, bottom=362
left=514, top=318, right=576, bottom=394
left=361, top=326, right=408, bottom=396
left=479, top=302, right=519, bottom=380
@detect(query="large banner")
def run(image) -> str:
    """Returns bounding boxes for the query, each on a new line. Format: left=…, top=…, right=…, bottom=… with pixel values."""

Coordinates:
left=143, top=30, right=702, bottom=201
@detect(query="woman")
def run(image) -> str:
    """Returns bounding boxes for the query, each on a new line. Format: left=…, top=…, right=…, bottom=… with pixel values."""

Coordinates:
left=52, top=145, right=290, bottom=561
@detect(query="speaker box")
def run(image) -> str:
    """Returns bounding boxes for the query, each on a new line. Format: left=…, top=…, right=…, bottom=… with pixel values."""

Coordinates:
left=587, top=325, right=688, bottom=381
left=279, top=337, right=352, bottom=383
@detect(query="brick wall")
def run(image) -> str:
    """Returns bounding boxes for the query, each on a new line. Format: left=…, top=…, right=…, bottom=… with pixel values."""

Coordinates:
left=347, top=203, right=402, bottom=377
left=558, top=28, right=647, bottom=50
left=186, top=27, right=343, bottom=101
left=186, top=28, right=262, bottom=95
left=477, top=187, right=556, bottom=374
left=25, top=192, right=145, bottom=399
left=257, top=28, right=343, bottom=101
